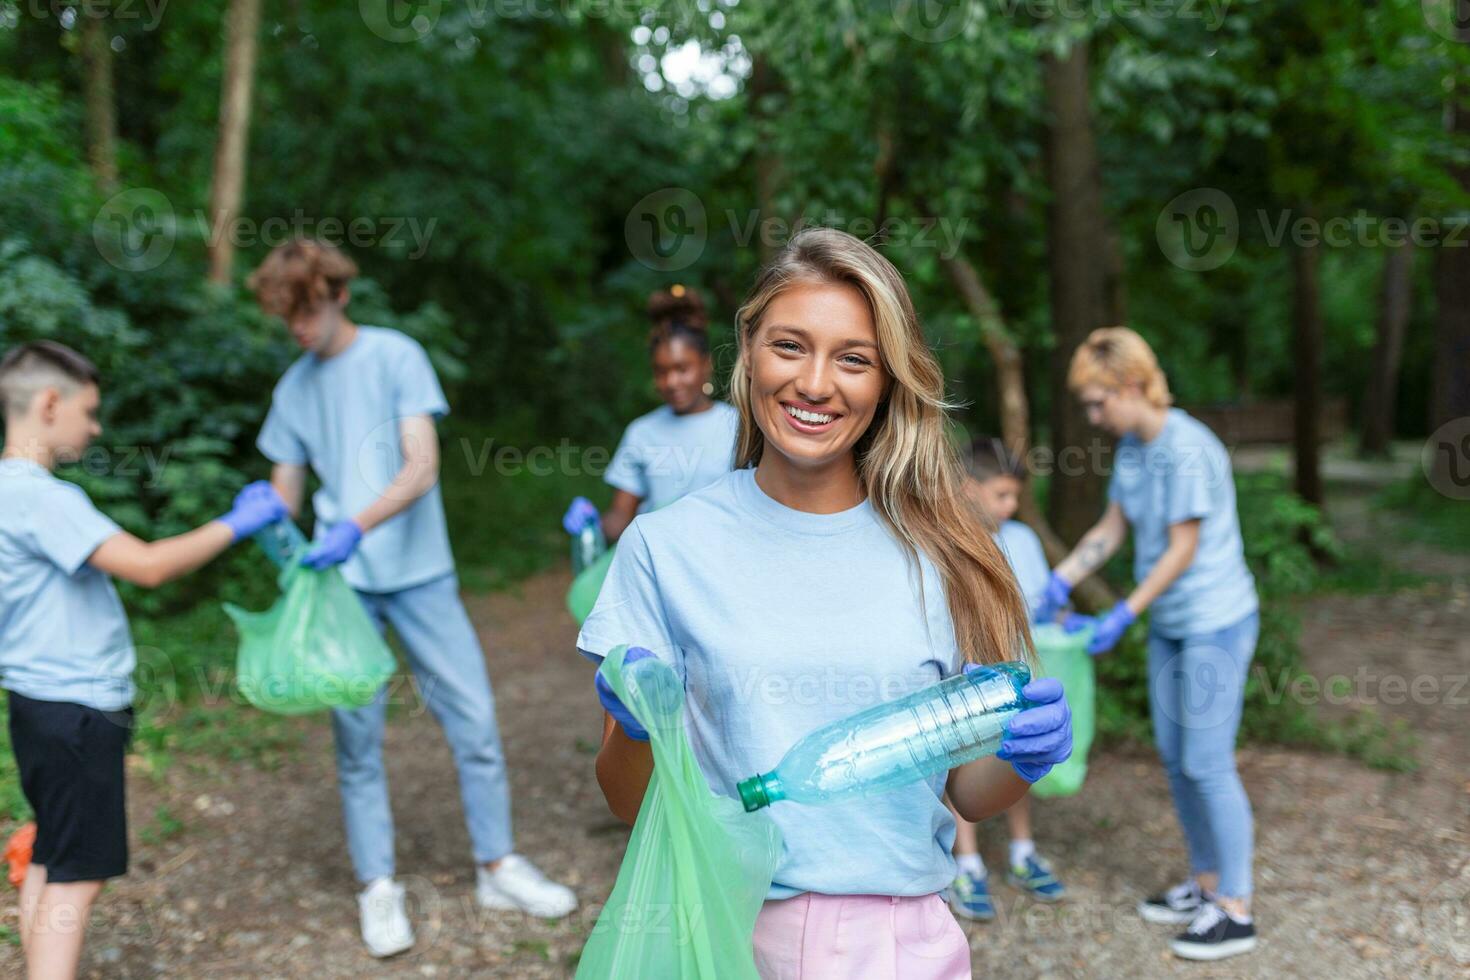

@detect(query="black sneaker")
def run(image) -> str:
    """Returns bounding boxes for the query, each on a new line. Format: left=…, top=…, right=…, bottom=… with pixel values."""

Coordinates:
left=1137, top=879, right=1207, bottom=925
left=1171, top=902, right=1257, bottom=961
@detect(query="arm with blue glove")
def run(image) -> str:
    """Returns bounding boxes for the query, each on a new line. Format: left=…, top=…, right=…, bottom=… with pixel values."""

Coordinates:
left=1065, top=519, right=1200, bottom=654
left=947, top=668, right=1072, bottom=819
left=90, top=480, right=288, bottom=588
left=592, top=647, right=657, bottom=824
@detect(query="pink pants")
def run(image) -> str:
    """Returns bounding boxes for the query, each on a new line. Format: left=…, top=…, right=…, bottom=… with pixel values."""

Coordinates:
left=751, top=892, right=972, bottom=980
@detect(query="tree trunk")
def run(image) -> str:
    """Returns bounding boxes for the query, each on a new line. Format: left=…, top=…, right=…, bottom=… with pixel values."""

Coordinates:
left=1292, top=205, right=1324, bottom=507
left=1102, top=217, right=1127, bottom=325
left=940, top=250, right=1117, bottom=613
left=1042, top=39, right=1111, bottom=543
left=79, top=13, right=117, bottom=190
left=1359, top=240, right=1413, bottom=457
left=1431, top=39, right=1470, bottom=480
left=206, top=0, right=262, bottom=285
left=749, top=53, right=784, bottom=265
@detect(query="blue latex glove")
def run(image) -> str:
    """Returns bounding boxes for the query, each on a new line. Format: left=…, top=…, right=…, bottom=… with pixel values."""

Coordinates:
left=595, top=646, right=655, bottom=742
left=1032, top=571, right=1073, bottom=624
left=301, top=520, right=364, bottom=570
left=219, top=481, right=287, bottom=542
left=1086, top=601, right=1137, bottom=656
left=562, top=496, right=600, bottom=535
left=995, top=676, right=1072, bottom=783
left=1061, top=612, right=1095, bottom=634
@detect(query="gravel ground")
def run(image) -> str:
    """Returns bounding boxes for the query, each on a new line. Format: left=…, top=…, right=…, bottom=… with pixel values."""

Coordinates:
left=1, top=493, right=1465, bottom=979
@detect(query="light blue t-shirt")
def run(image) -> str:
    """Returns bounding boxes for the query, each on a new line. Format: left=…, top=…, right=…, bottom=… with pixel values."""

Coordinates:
left=0, top=459, right=135, bottom=710
left=996, top=519, right=1050, bottom=619
left=604, top=402, right=738, bottom=511
left=577, top=468, right=963, bottom=900
left=1108, top=408, right=1258, bottom=637
left=258, top=327, right=454, bottom=593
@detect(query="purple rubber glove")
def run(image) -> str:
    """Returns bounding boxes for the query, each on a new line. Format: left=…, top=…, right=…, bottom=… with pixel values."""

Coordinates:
left=996, top=676, right=1072, bottom=783
left=563, top=496, right=600, bottom=536
left=301, top=520, right=363, bottom=570
left=219, top=481, right=287, bottom=542
left=1086, top=601, right=1137, bottom=656
left=595, top=646, right=654, bottom=742
left=1032, top=571, right=1073, bottom=624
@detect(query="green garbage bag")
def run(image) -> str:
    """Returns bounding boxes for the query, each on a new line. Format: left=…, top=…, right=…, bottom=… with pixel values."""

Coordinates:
left=577, top=645, right=783, bottom=979
left=567, top=545, right=616, bottom=625
left=223, top=562, right=397, bottom=715
left=1030, top=623, right=1096, bottom=799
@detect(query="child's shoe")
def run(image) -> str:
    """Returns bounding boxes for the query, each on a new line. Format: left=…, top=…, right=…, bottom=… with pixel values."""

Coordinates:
left=947, top=870, right=996, bottom=921
left=358, top=877, right=414, bottom=958
left=1006, top=854, right=1066, bottom=902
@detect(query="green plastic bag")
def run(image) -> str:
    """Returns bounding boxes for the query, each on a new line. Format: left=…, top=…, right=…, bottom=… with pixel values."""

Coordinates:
left=567, top=545, right=617, bottom=625
left=577, top=646, right=783, bottom=979
left=1030, top=623, right=1096, bottom=799
left=223, top=563, right=397, bottom=716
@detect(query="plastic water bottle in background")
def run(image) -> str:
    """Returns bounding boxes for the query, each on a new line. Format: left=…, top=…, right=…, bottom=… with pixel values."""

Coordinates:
left=571, top=520, right=607, bottom=576
left=255, top=517, right=308, bottom=570
left=737, top=661, right=1034, bottom=811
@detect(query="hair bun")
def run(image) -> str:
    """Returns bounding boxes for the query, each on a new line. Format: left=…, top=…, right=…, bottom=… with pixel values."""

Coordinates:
left=647, top=286, right=708, bottom=332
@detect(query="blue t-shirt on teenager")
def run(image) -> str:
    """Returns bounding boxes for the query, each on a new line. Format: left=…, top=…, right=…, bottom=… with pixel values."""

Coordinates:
left=604, top=402, right=738, bottom=512
left=257, top=327, right=454, bottom=593
left=577, top=467, right=963, bottom=900
left=1108, top=408, right=1258, bottom=637
left=0, top=459, right=134, bottom=711
left=995, top=519, right=1050, bottom=619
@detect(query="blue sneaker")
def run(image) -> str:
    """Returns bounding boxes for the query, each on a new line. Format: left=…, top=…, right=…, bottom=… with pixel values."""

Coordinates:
left=1007, top=854, right=1066, bottom=902
left=947, top=871, right=995, bottom=921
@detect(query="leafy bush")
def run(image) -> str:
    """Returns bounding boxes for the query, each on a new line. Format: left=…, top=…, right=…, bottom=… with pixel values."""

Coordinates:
left=0, top=83, right=469, bottom=612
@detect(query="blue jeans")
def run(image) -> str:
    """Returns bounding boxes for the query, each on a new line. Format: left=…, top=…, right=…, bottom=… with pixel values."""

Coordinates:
left=1147, top=611, right=1258, bottom=899
left=335, top=573, right=513, bottom=883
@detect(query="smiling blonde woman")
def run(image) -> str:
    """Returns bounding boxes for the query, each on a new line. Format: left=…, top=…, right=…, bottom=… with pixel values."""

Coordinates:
left=579, top=228, right=1075, bottom=979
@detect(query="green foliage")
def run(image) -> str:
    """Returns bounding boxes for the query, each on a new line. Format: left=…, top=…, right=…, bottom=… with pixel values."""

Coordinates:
left=1375, top=476, right=1470, bottom=552
left=139, top=805, right=185, bottom=845
left=0, top=707, right=27, bottom=822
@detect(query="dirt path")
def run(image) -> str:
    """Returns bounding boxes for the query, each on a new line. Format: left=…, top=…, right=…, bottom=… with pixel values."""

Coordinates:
left=3, top=492, right=1465, bottom=978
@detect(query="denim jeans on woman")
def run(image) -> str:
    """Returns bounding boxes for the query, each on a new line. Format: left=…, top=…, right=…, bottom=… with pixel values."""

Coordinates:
left=1147, top=611, right=1259, bottom=899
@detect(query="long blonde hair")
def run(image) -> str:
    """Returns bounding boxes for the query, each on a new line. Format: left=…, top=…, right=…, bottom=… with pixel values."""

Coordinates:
left=730, top=228, right=1032, bottom=666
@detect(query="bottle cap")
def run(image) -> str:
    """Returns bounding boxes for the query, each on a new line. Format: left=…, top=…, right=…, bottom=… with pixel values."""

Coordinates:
left=737, top=775, right=770, bottom=812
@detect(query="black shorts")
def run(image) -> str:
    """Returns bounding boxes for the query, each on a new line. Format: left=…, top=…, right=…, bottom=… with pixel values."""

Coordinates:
left=7, top=691, right=132, bottom=883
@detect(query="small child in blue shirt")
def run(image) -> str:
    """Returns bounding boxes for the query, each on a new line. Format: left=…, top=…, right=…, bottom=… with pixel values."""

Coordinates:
left=0, top=341, right=285, bottom=980
left=946, top=437, right=1068, bottom=921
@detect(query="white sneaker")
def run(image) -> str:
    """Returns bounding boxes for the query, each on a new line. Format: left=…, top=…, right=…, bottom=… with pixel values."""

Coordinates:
left=358, top=877, right=414, bottom=958
left=476, top=854, right=577, bottom=919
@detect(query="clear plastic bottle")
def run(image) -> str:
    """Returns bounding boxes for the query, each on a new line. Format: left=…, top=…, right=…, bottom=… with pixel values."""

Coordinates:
left=570, top=521, right=607, bottom=575
left=737, top=661, right=1034, bottom=811
left=255, top=517, right=308, bottom=570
